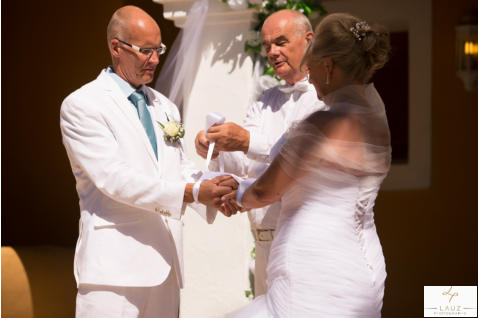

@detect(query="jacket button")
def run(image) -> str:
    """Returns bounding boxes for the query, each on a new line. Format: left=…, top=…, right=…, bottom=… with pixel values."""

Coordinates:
left=156, top=208, right=171, bottom=216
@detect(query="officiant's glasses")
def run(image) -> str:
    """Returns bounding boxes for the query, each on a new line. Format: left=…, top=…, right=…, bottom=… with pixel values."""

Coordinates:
left=116, top=38, right=167, bottom=57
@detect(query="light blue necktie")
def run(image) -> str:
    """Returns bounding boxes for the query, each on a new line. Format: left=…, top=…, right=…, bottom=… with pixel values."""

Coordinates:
left=128, top=90, right=158, bottom=159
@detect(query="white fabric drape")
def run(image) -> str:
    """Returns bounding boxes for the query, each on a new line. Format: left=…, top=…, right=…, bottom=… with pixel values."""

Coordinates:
left=155, top=0, right=209, bottom=110
left=277, top=83, right=391, bottom=179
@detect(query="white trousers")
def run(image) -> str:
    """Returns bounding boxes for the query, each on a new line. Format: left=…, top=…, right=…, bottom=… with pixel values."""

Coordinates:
left=254, top=240, right=272, bottom=297
left=76, top=268, right=179, bottom=318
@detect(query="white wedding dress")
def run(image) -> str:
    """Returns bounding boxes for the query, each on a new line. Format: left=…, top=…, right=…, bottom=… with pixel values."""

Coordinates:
left=229, top=84, right=391, bottom=318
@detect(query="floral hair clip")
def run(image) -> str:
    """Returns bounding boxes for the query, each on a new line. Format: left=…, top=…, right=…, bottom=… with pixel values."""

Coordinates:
left=350, top=21, right=371, bottom=41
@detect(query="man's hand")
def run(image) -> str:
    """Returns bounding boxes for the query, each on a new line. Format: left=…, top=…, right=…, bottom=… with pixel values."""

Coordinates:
left=209, top=176, right=242, bottom=217
left=198, top=175, right=242, bottom=218
left=200, top=175, right=244, bottom=217
left=195, top=130, right=219, bottom=159
left=215, top=175, right=239, bottom=190
left=215, top=177, right=248, bottom=216
left=205, top=122, right=250, bottom=153
left=197, top=175, right=233, bottom=207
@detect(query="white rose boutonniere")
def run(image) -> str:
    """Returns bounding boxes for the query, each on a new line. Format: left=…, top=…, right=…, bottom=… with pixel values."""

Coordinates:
left=157, top=113, right=185, bottom=142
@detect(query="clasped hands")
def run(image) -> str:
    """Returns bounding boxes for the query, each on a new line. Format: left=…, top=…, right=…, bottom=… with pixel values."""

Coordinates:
left=194, top=122, right=251, bottom=216
left=200, top=175, right=245, bottom=217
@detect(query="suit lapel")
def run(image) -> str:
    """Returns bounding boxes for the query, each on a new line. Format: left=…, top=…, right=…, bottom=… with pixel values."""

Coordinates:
left=97, top=70, right=159, bottom=168
left=145, top=90, right=178, bottom=180
left=144, top=89, right=183, bottom=180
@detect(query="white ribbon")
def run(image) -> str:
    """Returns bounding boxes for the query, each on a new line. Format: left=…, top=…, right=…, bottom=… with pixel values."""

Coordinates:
left=205, top=112, right=225, bottom=171
left=236, top=178, right=256, bottom=207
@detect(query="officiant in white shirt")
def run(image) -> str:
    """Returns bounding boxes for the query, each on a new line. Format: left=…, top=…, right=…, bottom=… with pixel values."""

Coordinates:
left=60, top=6, right=236, bottom=318
left=195, top=9, right=326, bottom=296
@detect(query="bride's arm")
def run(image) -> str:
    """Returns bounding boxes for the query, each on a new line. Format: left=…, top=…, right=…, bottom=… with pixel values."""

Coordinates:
left=238, top=154, right=298, bottom=209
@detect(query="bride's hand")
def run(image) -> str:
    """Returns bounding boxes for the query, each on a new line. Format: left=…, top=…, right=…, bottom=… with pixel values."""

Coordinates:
left=221, top=191, right=248, bottom=214
left=219, top=192, right=239, bottom=217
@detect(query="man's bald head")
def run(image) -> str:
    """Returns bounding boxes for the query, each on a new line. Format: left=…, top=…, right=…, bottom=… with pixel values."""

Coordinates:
left=263, top=9, right=312, bottom=36
left=107, top=6, right=162, bottom=88
left=107, top=5, right=160, bottom=45
left=261, top=10, right=313, bottom=85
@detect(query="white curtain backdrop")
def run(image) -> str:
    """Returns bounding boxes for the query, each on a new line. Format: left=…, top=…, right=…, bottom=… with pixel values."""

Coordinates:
left=155, top=0, right=209, bottom=110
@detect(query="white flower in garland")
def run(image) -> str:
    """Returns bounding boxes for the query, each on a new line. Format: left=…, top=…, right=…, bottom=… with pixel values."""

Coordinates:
left=227, top=0, right=248, bottom=10
left=275, top=0, right=287, bottom=7
left=157, top=113, right=185, bottom=143
left=246, top=31, right=261, bottom=47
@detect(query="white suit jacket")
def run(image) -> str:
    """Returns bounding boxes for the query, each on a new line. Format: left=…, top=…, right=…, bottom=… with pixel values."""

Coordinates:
left=60, top=69, right=207, bottom=288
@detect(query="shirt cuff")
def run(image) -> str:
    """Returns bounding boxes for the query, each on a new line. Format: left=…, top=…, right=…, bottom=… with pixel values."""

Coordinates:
left=236, top=178, right=256, bottom=207
left=247, top=131, right=271, bottom=162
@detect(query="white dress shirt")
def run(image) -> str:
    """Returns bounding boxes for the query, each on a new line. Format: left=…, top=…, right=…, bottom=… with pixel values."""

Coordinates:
left=211, top=77, right=326, bottom=230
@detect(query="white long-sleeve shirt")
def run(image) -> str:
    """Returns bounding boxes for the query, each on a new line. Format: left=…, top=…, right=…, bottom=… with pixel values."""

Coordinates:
left=211, top=77, right=326, bottom=230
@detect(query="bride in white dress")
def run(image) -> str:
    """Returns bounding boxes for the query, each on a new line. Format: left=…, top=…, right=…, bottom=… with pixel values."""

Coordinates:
left=226, top=13, right=392, bottom=317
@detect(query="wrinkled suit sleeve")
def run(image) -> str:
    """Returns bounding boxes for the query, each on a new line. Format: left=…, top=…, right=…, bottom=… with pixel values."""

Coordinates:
left=209, top=93, right=272, bottom=175
left=60, top=94, right=186, bottom=220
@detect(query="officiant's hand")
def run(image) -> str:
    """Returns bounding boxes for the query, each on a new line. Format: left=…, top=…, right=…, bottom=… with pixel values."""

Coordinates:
left=195, top=130, right=219, bottom=159
left=206, top=122, right=250, bottom=153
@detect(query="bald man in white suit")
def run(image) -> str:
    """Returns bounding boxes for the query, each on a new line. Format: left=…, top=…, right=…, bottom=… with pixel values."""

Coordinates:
left=60, top=6, right=235, bottom=317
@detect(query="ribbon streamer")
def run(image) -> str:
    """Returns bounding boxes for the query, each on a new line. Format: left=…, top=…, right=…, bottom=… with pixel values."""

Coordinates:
left=205, top=112, right=225, bottom=171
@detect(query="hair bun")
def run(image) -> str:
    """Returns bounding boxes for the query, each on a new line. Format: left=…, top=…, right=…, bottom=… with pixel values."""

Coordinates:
left=305, top=13, right=391, bottom=82
left=360, top=26, right=390, bottom=74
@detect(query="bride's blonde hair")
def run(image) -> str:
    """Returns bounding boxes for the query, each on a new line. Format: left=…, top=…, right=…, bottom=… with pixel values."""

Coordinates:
left=304, top=13, right=391, bottom=83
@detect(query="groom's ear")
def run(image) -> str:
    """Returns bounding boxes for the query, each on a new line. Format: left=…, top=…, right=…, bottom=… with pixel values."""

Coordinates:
left=110, top=39, right=121, bottom=57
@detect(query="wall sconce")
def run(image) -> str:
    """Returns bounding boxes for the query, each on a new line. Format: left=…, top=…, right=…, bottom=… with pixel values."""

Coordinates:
left=456, top=15, right=478, bottom=92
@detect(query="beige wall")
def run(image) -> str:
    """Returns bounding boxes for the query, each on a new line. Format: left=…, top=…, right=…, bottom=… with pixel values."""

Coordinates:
left=2, top=0, right=477, bottom=317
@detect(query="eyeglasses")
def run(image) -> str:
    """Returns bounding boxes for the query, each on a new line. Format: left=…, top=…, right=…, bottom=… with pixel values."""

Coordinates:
left=116, top=38, right=167, bottom=56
